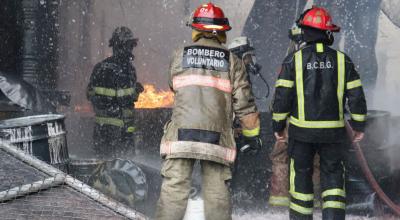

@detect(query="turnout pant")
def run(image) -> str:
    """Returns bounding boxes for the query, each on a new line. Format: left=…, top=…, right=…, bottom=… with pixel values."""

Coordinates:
left=93, top=123, right=135, bottom=159
left=288, top=139, right=346, bottom=220
left=155, top=158, right=232, bottom=220
left=268, top=129, right=320, bottom=208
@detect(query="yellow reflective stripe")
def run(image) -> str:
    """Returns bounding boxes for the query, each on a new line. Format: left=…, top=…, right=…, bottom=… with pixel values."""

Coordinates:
left=351, top=113, right=366, bottom=122
left=291, top=191, right=314, bottom=201
left=347, top=79, right=362, bottom=90
left=295, top=50, right=305, bottom=120
left=289, top=116, right=344, bottom=128
left=94, top=87, right=135, bottom=97
left=242, top=126, right=260, bottom=137
left=337, top=52, right=345, bottom=121
left=117, top=88, right=135, bottom=97
left=290, top=158, right=295, bottom=193
left=316, top=43, right=324, bottom=53
left=269, top=196, right=290, bottom=207
left=273, top=112, right=289, bottom=121
left=126, top=126, right=136, bottom=133
left=94, top=87, right=117, bottom=97
left=276, top=79, right=294, bottom=88
left=323, top=201, right=345, bottom=210
left=95, top=116, right=124, bottom=127
left=322, top=189, right=346, bottom=198
left=290, top=202, right=313, bottom=215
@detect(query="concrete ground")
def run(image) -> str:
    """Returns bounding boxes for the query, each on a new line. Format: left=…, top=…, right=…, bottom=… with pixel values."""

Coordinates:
left=233, top=211, right=398, bottom=220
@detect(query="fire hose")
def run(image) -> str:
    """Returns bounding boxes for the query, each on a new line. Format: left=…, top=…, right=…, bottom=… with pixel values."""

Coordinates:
left=345, top=122, right=400, bottom=216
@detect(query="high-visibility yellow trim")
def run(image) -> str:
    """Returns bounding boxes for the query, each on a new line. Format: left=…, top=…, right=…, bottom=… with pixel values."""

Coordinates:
left=316, top=43, right=324, bottom=53
left=276, top=79, right=294, bottom=88
left=94, top=87, right=117, bottom=97
left=323, top=201, right=345, bottom=209
left=291, top=49, right=346, bottom=129
left=126, top=126, right=136, bottom=133
left=95, top=116, right=124, bottom=127
left=290, top=158, right=295, bottom=194
left=94, top=87, right=135, bottom=97
left=295, top=50, right=305, bottom=120
left=242, top=126, right=260, bottom=137
left=290, top=191, right=314, bottom=201
left=272, top=112, right=289, bottom=122
left=289, top=116, right=344, bottom=128
left=322, top=189, right=346, bottom=198
left=269, top=196, right=290, bottom=207
left=337, top=52, right=345, bottom=122
left=290, top=202, right=313, bottom=215
left=351, top=113, right=366, bottom=122
left=347, top=79, right=362, bottom=90
left=116, top=88, right=135, bottom=97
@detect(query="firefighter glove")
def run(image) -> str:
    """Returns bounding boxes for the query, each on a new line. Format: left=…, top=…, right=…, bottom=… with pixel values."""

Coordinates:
left=135, top=82, right=144, bottom=94
left=241, top=136, right=262, bottom=154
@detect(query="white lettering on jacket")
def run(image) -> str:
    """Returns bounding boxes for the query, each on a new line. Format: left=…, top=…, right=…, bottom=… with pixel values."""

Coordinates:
left=306, top=61, right=333, bottom=70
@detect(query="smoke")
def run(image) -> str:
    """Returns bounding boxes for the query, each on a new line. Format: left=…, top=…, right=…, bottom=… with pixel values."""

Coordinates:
left=372, top=10, right=400, bottom=172
left=373, top=11, right=400, bottom=116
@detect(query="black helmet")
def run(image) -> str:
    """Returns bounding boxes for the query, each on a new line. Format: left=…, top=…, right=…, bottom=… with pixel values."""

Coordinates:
left=109, top=26, right=138, bottom=47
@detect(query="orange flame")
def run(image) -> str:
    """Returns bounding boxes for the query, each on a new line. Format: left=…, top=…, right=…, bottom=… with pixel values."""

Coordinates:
left=135, top=84, right=174, bottom=108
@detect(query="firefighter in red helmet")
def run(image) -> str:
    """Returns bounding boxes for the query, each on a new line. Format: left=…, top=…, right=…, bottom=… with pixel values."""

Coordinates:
left=155, top=3, right=260, bottom=220
left=272, top=6, right=367, bottom=220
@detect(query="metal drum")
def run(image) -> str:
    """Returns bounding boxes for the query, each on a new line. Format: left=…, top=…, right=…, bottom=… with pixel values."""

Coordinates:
left=0, top=114, right=70, bottom=172
left=69, top=159, right=103, bottom=183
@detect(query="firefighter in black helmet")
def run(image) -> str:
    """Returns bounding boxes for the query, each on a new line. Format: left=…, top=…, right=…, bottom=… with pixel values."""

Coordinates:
left=87, top=26, right=144, bottom=159
left=272, top=6, right=367, bottom=220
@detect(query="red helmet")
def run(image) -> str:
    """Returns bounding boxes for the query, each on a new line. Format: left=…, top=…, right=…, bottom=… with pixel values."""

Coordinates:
left=298, top=6, right=340, bottom=32
left=189, top=3, right=231, bottom=32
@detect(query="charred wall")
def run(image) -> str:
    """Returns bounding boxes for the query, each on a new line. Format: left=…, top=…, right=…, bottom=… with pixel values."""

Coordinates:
left=0, top=1, right=22, bottom=75
left=0, top=0, right=59, bottom=90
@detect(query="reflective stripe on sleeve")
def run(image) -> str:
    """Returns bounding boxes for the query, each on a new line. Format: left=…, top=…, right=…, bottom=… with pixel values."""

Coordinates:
left=322, top=201, right=345, bottom=210
left=351, top=113, right=366, bottom=122
left=242, top=126, right=260, bottom=137
left=322, top=188, right=346, bottom=198
left=347, top=79, right=362, bottom=90
left=290, top=202, right=313, bottom=215
left=275, top=79, right=294, bottom=88
left=173, top=74, right=232, bottom=93
left=272, top=112, right=289, bottom=122
left=95, top=116, right=124, bottom=127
